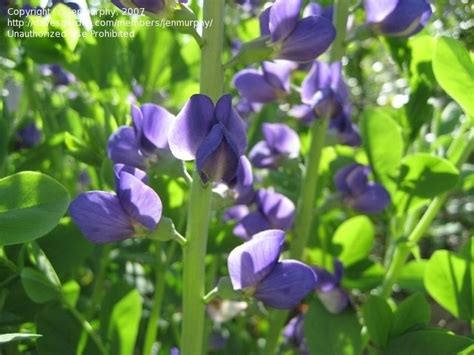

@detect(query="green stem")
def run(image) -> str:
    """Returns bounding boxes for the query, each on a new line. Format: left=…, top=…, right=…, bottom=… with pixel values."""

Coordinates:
left=86, top=244, right=111, bottom=319
left=143, top=243, right=177, bottom=355
left=290, top=118, right=330, bottom=259
left=263, top=1, right=350, bottom=353
left=67, top=304, right=107, bottom=354
left=380, top=129, right=474, bottom=298
left=180, top=2, right=224, bottom=354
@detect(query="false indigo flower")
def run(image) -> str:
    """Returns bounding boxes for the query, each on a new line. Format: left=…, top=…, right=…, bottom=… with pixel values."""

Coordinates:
left=249, top=123, right=300, bottom=169
left=364, top=0, right=432, bottom=37
left=232, top=155, right=256, bottom=204
left=227, top=229, right=316, bottom=309
left=284, top=314, right=308, bottom=354
left=168, top=94, right=247, bottom=186
left=69, top=165, right=162, bottom=243
left=16, top=122, right=42, bottom=148
left=259, top=0, right=336, bottom=62
left=233, top=188, right=295, bottom=239
left=233, top=61, right=295, bottom=104
left=301, top=61, right=348, bottom=119
left=41, top=64, right=76, bottom=87
left=108, top=104, right=175, bottom=170
left=334, top=163, right=391, bottom=214
left=313, top=260, right=349, bottom=314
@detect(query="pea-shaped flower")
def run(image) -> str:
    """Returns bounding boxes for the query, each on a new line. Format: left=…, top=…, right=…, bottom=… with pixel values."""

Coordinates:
left=259, top=0, right=336, bottom=62
left=233, top=61, right=295, bottom=104
left=227, top=230, right=316, bottom=309
left=301, top=61, right=348, bottom=119
left=16, top=122, right=42, bottom=148
left=334, top=163, right=390, bottom=214
left=69, top=165, right=162, bottom=243
left=233, top=188, right=295, bottom=239
left=168, top=94, right=247, bottom=186
left=108, top=104, right=175, bottom=170
left=249, top=123, right=301, bottom=169
left=364, top=0, right=432, bottom=37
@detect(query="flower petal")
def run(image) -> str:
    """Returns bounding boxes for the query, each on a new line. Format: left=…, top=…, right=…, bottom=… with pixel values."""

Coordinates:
left=289, top=104, right=315, bottom=125
left=107, top=126, right=145, bottom=169
left=223, top=204, right=250, bottom=222
left=131, top=105, right=143, bottom=135
left=301, top=61, right=334, bottom=104
left=255, top=260, right=316, bottom=309
left=140, top=104, right=174, bottom=154
left=378, top=0, right=431, bottom=36
left=269, top=0, right=302, bottom=42
left=317, top=288, right=349, bottom=314
left=257, top=189, right=295, bottom=230
left=227, top=229, right=285, bottom=290
left=262, top=123, right=300, bottom=157
left=234, top=69, right=281, bottom=104
left=346, top=164, right=371, bottom=196
left=334, top=163, right=359, bottom=195
left=117, top=172, right=162, bottom=230
left=233, top=211, right=272, bottom=240
left=259, top=7, right=271, bottom=36
left=196, top=124, right=241, bottom=185
left=168, top=94, right=215, bottom=160
left=113, top=164, right=148, bottom=184
left=215, top=94, right=247, bottom=155
left=352, top=182, right=391, bottom=213
left=278, top=16, right=336, bottom=62
left=69, top=192, right=134, bottom=243
left=262, top=60, right=295, bottom=93
left=237, top=155, right=253, bottom=188
left=363, top=0, right=399, bottom=23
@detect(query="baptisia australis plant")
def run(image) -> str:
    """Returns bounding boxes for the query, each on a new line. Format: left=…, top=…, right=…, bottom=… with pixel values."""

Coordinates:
left=334, top=163, right=391, bottom=214
left=363, top=0, right=432, bottom=37
left=227, top=230, right=316, bottom=309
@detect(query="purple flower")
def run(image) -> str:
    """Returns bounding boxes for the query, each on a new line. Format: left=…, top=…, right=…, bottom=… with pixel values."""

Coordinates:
left=168, top=94, right=247, bottom=186
left=233, top=188, right=295, bottom=239
left=235, top=0, right=262, bottom=13
left=301, top=61, right=348, bottom=119
left=16, top=122, right=42, bottom=148
left=233, top=61, right=295, bottom=104
left=249, top=123, right=300, bottom=169
left=284, top=314, right=308, bottom=354
left=364, top=0, right=432, bottom=37
left=41, top=65, right=76, bottom=87
left=232, top=155, right=257, bottom=204
left=112, top=0, right=167, bottom=14
left=227, top=230, right=316, bottom=309
left=259, top=0, right=336, bottom=62
left=334, top=163, right=391, bottom=214
left=108, top=104, right=174, bottom=170
left=303, top=3, right=333, bottom=20
left=313, top=260, right=349, bottom=314
left=69, top=165, right=162, bottom=243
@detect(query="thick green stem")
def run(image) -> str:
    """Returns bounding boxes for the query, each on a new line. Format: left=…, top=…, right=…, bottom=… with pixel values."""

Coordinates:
left=143, top=243, right=176, bottom=355
left=180, top=2, right=224, bottom=355
left=380, top=129, right=474, bottom=298
left=290, top=118, right=330, bottom=259
left=263, top=1, right=350, bottom=353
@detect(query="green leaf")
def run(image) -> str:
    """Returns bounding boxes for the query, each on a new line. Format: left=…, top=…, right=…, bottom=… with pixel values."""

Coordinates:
left=386, top=330, right=473, bottom=355
left=101, top=283, right=142, bottom=355
left=362, top=295, right=392, bottom=348
left=0, top=172, right=70, bottom=246
left=398, top=260, right=426, bottom=292
left=21, top=267, right=61, bottom=304
left=61, top=280, right=80, bottom=307
left=331, top=216, right=374, bottom=266
left=361, top=108, right=404, bottom=196
left=433, top=37, right=474, bottom=118
left=305, top=298, right=362, bottom=355
left=394, top=154, right=459, bottom=214
left=0, top=333, right=42, bottom=344
left=390, top=293, right=430, bottom=338
left=424, top=248, right=473, bottom=321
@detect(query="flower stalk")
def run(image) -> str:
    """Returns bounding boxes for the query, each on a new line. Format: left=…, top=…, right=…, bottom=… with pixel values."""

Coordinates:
left=180, top=1, right=224, bottom=355
left=263, top=1, right=350, bottom=353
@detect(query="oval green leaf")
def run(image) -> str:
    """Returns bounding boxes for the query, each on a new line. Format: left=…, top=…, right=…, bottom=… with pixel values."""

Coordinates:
left=0, top=172, right=70, bottom=246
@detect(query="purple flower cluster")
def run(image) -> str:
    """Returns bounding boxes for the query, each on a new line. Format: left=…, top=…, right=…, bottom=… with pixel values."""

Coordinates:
left=16, top=122, right=42, bottom=149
